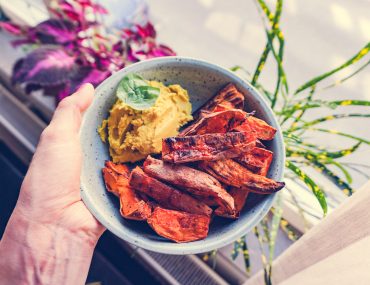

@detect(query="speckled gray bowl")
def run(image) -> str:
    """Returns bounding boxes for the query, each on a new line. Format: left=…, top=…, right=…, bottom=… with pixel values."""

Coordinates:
left=80, top=57, right=285, bottom=255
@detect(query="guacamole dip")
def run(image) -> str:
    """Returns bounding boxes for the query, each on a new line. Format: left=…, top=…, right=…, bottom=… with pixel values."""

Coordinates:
left=99, top=81, right=192, bottom=163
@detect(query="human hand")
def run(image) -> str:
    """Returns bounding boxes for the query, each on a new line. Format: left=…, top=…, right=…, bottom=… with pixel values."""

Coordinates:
left=0, top=84, right=105, bottom=285
left=15, top=83, right=105, bottom=239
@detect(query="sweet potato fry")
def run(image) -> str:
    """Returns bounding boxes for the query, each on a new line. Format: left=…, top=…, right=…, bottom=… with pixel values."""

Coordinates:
left=194, top=83, right=245, bottom=118
left=216, top=149, right=273, bottom=217
left=215, top=188, right=250, bottom=218
left=102, top=167, right=122, bottom=197
left=102, top=161, right=130, bottom=196
left=199, top=159, right=285, bottom=194
left=102, top=161, right=151, bottom=220
left=180, top=109, right=248, bottom=136
left=105, top=161, right=130, bottom=177
left=147, top=207, right=210, bottom=243
left=143, top=156, right=235, bottom=213
left=233, top=116, right=277, bottom=141
left=118, top=194, right=152, bottom=221
left=129, top=167, right=212, bottom=216
left=162, top=132, right=256, bottom=163
left=195, top=196, right=219, bottom=206
left=212, top=102, right=235, bottom=112
left=235, top=147, right=273, bottom=176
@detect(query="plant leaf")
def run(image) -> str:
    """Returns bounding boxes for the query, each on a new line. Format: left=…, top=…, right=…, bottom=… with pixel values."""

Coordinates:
left=0, top=21, right=24, bottom=35
left=295, top=42, right=370, bottom=94
left=312, top=160, right=353, bottom=195
left=280, top=217, right=300, bottom=241
left=322, top=59, right=370, bottom=90
left=70, top=66, right=110, bottom=91
left=308, top=128, right=370, bottom=145
left=12, top=45, right=77, bottom=86
left=291, top=113, right=370, bottom=131
left=286, top=160, right=327, bottom=215
left=253, top=226, right=272, bottom=285
left=252, top=0, right=283, bottom=86
left=288, top=141, right=362, bottom=159
left=330, top=161, right=353, bottom=184
left=32, top=19, right=76, bottom=45
left=269, top=197, right=282, bottom=263
left=281, top=99, right=370, bottom=123
left=317, top=142, right=362, bottom=159
left=116, top=73, right=160, bottom=110
left=287, top=147, right=354, bottom=195
left=124, top=23, right=176, bottom=62
left=242, top=238, right=251, bottom=273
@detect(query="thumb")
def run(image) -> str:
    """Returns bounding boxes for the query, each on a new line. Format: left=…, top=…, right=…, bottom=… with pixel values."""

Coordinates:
left=68, top=83, right=95, bottom=113
left=44, top=84, right=95, bottom=139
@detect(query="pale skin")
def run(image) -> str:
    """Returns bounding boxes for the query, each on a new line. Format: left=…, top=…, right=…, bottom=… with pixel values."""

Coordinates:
left=0, top=84, right=106, bottom=284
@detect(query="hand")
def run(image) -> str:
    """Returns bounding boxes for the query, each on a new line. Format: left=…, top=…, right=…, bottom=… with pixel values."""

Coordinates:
left=0, top=84, right=105, bottom=285
left=16, top=83, right=105, bottom=239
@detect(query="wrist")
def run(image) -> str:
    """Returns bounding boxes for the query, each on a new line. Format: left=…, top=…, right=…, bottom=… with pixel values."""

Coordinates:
left=0, top=209, right=101, bottom=284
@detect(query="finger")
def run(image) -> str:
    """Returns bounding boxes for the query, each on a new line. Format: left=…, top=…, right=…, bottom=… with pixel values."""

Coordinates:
left=41, top=84, right=95, bottom=141
left=68, top=83, right=94, bottom=113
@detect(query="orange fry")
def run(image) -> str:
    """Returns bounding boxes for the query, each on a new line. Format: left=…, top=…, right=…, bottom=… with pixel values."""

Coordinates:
left=147, top=207, right=210, bottom=243
left=129, top=167, right=212, bottom=216
left=102, top=161, right=151, bottom=220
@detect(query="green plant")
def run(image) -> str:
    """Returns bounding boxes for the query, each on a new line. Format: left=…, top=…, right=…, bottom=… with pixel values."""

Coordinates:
left=221, top=0, right=369, bottom=282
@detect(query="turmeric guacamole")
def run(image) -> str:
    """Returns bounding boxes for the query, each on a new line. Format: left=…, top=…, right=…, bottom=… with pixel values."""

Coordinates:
left=99, top=81, right=192, bottom=163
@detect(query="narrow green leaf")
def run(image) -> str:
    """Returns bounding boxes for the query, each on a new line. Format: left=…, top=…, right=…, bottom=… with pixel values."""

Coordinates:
left=232, top=236, right=251, bottom=273
left=254, top=82, right=274, bottom=101
left=318, top=142, right=361, bottom=159
left=230, top=65, right=242, bottom=72
left=309, top=128, right=370, bottom=145
left=252, top=0, right=287, bottom=101
left=269, top=197, right=282, bottom=263
left=256, top=0, right=274, bottom=20
left=241, top=237, right=251, bottom=273
left=264, top=27, right=289, bottom=102
left=286, top=187, right=310, bottom=232
left=290, top=86, right=315, bottom=128
left=285, top=160, right=327, bottom=215
left=232, top=238, right=243, bottom=260
left=211, top=250, right=217, bottom=269
left=253, top=226, right=272, bottom=285
left=312, top=160, right=353, bottom=196
left=322, top=59, right=370, bottom=90
left=344, top=164, right=370, bottom=180
left=329, top=100, right=370, bottom=107
left=292, top=113, right=370, bottom=131
left=288, top=142, right=362, bottom=159
left=281, top=100, right=370, bottom=125
left=330, top=161, right=353, bottom=184
left=283, top=132, right=304, bottom=143
left=280, top=218, right=300, bottom=241
left=286, top=147, right=354, bottom=194
left=295, top=42, right=370, bottom=94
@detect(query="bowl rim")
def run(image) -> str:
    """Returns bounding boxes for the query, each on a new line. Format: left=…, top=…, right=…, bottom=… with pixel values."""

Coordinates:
left=80, top=56, right=285, bottom=254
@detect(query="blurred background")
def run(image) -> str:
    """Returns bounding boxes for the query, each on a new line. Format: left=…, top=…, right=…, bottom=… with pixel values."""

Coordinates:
left=0, top=1, right=369, bottom=284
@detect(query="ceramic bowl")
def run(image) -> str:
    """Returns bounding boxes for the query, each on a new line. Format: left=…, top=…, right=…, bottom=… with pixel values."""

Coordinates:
left=80, top=57, right=285, bottom=254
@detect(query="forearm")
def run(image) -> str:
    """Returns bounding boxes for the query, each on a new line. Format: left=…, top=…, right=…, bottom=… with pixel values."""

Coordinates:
left=0, top=211, right=98, bottom=285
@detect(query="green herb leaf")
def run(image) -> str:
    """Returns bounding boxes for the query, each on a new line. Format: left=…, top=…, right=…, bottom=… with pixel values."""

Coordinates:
left=286, top=160, right=328, bottom=215
left=116, top=73, right=160, bottom=110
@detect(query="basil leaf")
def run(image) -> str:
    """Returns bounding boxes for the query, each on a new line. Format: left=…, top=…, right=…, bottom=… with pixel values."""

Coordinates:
left=116, top=73, right=160, bottom=110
